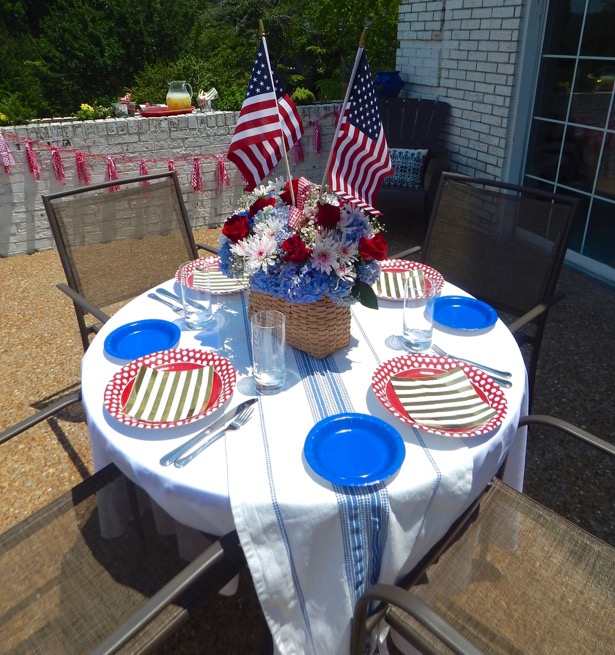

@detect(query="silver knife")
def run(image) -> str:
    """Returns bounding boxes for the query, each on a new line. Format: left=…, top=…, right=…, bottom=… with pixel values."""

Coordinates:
left=159, top=398, right=257, bottom=466
left=156, top=287, right=206, bottom=311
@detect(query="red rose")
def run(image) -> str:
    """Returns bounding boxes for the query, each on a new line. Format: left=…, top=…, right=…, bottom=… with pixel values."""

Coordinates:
left=279, top=178, right=301, bottom=206
left=281, top=234, right=312, bottom=263
left=249, top=196, right=276, bottom=216
left=358, top=233, right=388, bottom=261
left=222, top=214, right=251, bottom=243
left=315, top=202, right=341, bottom=229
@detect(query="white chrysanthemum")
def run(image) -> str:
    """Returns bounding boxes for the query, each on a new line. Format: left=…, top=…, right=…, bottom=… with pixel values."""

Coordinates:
left=337, top=237, right=358, bottom=265
left=229, top=239, right=250, bottom=257
left=311, top=233, right=339, bottom=274
left=243, top=234, right=278, bottom=274
left=335, top=262, right=357, bottom=282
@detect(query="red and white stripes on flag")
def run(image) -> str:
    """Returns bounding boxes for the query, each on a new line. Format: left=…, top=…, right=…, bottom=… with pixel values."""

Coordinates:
left=327, top=49, right=393, bottom=216
left=227, top=39, right=304, bottom=191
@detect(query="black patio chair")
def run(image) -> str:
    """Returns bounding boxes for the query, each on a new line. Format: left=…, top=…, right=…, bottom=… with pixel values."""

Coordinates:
left=42, top=171, right=217, bottom=352
left=0, top=396, right=247, bottom=655
left=351, top=414, right=615, bottom=655
left=391, top=172, right=579, bottom=402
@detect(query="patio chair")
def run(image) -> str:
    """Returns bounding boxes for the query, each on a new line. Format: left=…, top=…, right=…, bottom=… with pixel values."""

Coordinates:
left=376, top=97, right=450, bottom=232
left=351, top=414, right=615, bottom=655
left=392, top=172, right=579, bottom=400
left=42, top=171, right=217, bottom=352
left=0, top=397, right=247, bottom=655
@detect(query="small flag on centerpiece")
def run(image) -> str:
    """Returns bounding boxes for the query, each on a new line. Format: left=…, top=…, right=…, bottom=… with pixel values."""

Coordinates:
left=227, top=37, right=304, bottom=191
left=327, top=47, right=393, bottom=215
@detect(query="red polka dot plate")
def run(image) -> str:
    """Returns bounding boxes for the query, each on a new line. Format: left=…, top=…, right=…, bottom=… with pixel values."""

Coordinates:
left=104, top=348, right=236, bottom=429
left=371, top=353, right=507, bottom=437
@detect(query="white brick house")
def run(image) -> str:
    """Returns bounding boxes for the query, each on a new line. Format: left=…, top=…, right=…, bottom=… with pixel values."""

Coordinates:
left=395, top=0, right=615, bottom=283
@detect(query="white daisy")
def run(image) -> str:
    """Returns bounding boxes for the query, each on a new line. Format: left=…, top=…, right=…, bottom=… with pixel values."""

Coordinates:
left=243, top=233, right=278, bottom=274
left=311, top=234, right=339, bottom=274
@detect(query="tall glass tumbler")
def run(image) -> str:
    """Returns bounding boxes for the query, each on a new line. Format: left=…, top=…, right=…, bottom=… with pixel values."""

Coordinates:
left=402, top=275, right=436, bottom=352
left=179, top=260, right=214, bottom=330
left=251, top=310, right=287, bottom=394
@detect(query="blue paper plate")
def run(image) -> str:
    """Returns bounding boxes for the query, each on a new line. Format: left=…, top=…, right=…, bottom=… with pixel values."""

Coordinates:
left=304, top=413, right=405, bottom=487
left=104, top=319, right=180, bottom=360
left=433, top=296, right=497, bottom=331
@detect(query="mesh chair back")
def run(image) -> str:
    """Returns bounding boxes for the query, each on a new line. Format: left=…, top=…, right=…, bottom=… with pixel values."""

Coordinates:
left=422, top=173, right=577, bottom=317
left=421, top=173, right=578, bottom=395
left=42, top=171, right=199, bottom=349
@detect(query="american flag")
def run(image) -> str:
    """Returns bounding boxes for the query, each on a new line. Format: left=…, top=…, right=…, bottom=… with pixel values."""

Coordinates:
left=227, top=40, right=304, bottom=191
left=328, top=50, right=393, bottom=215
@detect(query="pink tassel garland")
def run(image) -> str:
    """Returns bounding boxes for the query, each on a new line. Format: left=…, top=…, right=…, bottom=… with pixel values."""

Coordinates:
left=0, top=133, right=15, bottom=173
left=292, top=139, right=304, bottom=165
left=25, top=140, right=41, bottom=181
left=76, top=151, right=91, bottom=184
left=106, top=156, right=120, bottom=191
left=191, top=157, right=204, bottom=192
left=216, top=154, right=230, bottom=195
left=50, top=146, right=66, bottom=185
left=139, top=159, right=150, bottom=185
left=310, top=120, right=321, bottom=154
left=167, top=159, right=175, bottom=172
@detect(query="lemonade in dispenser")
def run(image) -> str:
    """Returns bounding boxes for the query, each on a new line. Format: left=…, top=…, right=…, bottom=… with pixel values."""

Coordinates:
left=166, top=81, right=193, bottom=110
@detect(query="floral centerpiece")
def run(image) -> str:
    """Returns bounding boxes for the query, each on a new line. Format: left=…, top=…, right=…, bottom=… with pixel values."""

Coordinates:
left=218, top=176, right=388, bottom=359
left=218, top=176, right=388, bottom=308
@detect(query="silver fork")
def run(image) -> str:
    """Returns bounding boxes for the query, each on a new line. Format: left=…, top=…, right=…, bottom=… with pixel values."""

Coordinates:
left=147, top=292, right=185, bottom=315
left=173, top=404, right=255, bottom=468
left=431, top=344, right=513, bottom=387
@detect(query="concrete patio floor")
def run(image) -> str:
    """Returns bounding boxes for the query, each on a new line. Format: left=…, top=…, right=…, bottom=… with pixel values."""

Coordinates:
left=0, top=223, right=613, bottom=653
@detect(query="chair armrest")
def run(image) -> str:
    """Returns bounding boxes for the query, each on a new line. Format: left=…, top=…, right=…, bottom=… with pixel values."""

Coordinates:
left=352, top=584, right=485, bottom=655
left=57, top=283, right=110, bottom=324
left=88, top=530, right=246, bottom=655
left=518, top=414, right=615, bottom=457
left=196, top=242, right=219, bottom=255
left=0, top=389, right=82, bottom=445
left=507, top=292, right=565, bottom=334
left=389, top=245, right=422, bottom=260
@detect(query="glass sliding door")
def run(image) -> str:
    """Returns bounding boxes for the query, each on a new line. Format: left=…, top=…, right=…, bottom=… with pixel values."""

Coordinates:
left=523, top=0, right=615, bottom=275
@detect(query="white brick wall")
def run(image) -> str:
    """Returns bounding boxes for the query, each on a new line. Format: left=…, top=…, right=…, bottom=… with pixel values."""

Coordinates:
left=397, top=0, right=525, bottom=178
left=0, top=106, right=339, bottom=257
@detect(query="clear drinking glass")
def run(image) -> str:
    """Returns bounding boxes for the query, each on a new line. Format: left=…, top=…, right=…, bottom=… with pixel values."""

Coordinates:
left=179, top=260, right=214, bottom=330
left=402, top=275, right=437, bottom=352
left=251, top=310, right=287, bottom=394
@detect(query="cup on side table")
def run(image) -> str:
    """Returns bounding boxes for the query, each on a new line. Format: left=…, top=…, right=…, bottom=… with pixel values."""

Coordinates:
left=179, top=260, right=214, bottom=330
left=251, top=310, right=287, bottom=395
left=402, top=274, right=436, bottom=352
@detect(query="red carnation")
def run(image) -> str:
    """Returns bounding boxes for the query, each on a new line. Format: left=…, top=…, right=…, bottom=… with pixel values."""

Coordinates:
left=279, top=178, right=301, bottom=206
left=249, top=196, right=276, bottom=216
left=315, top=202, right=341, bottom=229
left=281, top=234, right=312, bottom=263
left=222, top=214, right=251, bottom=243
left=358, top=233, right=388, bottom=261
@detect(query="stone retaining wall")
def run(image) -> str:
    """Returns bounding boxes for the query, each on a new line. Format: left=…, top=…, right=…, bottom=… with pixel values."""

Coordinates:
left=0, top=105, right=339, bottom=257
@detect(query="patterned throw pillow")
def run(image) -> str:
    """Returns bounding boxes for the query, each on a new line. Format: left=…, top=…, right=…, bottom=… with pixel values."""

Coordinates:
left=383, top=148, right=429, bottom=189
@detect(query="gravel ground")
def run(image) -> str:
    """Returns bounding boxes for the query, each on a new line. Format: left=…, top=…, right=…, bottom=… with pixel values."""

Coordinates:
left=1, top=223, right=613, bottom=653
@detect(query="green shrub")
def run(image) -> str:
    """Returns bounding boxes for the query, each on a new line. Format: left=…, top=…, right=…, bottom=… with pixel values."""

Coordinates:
left=74, top=103, right=114, bottom=120
left=0, top=92, right=36, bottom=126
left=291, top=87, right=316, bottom=105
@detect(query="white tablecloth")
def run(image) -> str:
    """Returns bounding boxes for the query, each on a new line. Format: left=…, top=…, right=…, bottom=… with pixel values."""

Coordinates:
left=81, top=279, right=528, bottom=655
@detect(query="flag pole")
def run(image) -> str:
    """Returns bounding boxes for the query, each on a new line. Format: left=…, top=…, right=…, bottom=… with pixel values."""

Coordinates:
left=259, top=20, right=296, bottom=206
left=319, top=27, right=369, bottom=198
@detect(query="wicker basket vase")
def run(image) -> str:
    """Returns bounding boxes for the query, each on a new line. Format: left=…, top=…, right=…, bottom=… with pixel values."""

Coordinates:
left=248, top=291, right=351, bottom=359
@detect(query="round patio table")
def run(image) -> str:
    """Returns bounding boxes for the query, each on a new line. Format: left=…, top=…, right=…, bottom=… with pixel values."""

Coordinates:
left=81, top=273, right=528, bottom=655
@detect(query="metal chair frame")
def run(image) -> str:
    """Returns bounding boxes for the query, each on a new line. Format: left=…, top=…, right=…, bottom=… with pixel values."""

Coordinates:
left=42, top=171, right=208, bottom=352
left=351, top=415, right=615, bottom=655
left=393, top=172, right=579, bottom=400
left=0, top=393, right=247, bottom=654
